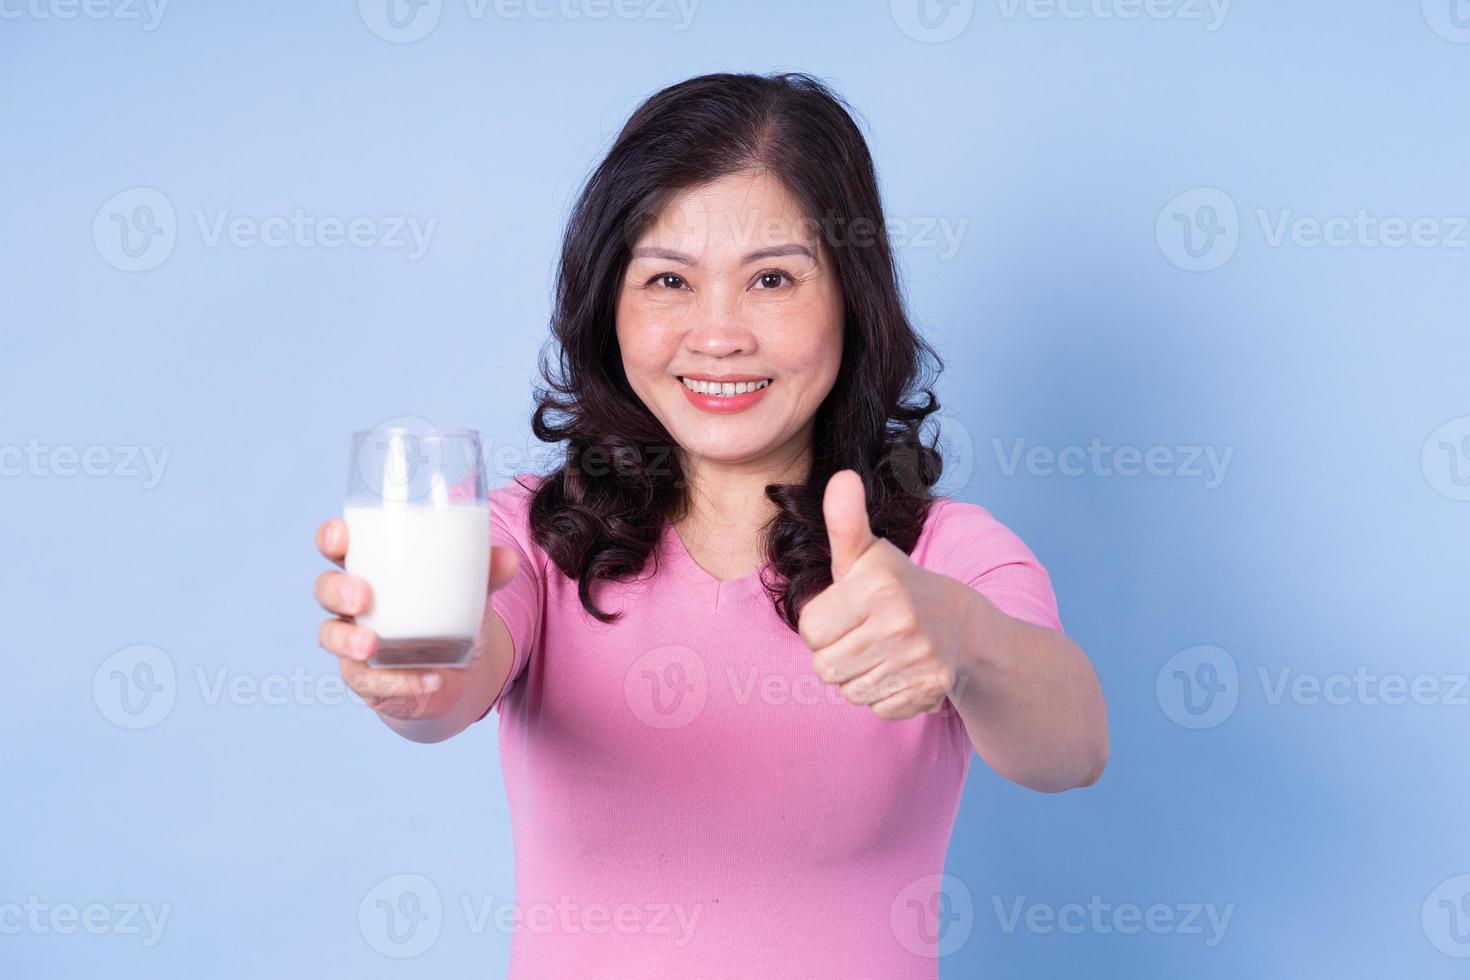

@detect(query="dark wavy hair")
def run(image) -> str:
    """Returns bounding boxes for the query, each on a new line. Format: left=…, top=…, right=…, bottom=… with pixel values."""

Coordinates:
left=526, top=71, right=945, bottom=631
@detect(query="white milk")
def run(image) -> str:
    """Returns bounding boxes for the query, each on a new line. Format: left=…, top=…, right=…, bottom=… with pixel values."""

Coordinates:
left=343, top=503, right=490, bottom=664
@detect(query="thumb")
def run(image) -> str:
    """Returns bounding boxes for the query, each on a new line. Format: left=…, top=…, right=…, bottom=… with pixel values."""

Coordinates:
left=824, top=469, right=876, bottom=580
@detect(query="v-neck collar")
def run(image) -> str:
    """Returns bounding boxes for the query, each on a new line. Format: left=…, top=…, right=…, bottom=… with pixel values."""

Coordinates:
left=657, top=519, right=770, bottom=608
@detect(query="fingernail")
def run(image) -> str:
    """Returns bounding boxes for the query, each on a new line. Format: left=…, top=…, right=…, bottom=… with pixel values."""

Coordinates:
left=351, top=631, right=372, bottom=659
left=341, top=580, right=361, bottom=612
left=424, top=674, right=441, bottom=692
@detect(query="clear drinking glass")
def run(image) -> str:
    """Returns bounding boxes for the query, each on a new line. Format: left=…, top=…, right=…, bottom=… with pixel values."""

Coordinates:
left=343, top=418, right=490, bottom=668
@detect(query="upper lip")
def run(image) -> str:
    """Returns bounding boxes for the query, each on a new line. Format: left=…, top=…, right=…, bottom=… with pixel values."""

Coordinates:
left=676, top=373, right=772, bottom=382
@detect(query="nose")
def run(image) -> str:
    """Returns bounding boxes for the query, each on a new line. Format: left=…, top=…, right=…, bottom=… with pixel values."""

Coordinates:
left=683, top=301, right=757, bottom=359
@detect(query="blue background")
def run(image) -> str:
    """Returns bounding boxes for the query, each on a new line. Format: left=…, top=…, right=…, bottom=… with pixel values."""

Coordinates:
left=4, top=1, right=1468, bottom=976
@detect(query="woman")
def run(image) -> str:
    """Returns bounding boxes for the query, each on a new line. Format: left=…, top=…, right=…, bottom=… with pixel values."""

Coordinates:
left=314, top=72, right=1107, bottom=977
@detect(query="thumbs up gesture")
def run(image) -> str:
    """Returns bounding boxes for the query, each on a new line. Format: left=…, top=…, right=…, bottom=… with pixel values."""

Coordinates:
left=797, top=470, right=971, bottom=720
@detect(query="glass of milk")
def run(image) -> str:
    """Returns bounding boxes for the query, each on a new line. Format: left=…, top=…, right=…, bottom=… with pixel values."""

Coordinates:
left=343, top=419, right=490, bottom=668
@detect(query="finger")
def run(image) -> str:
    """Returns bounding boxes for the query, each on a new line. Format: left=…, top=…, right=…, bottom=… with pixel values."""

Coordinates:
left=864, top=665, right=952, bottom=718
left=868, top=684, right=931, bottom=721
left=314, top=569, right=372, bottom=618
left=316, top=517, right=348, bottom=567
left=797, top=578, right=872, bottom=651
left=810, top=620, right=893, bottom=687
left=823, top=469, right=876, bottom=581
left=340, top=658, right=442, bottom=706
left=489, top=546, right=520, bottom=594
left=318, top=618, right=377, bottom=662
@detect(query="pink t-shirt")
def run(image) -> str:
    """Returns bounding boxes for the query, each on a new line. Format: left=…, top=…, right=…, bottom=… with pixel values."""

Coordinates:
left=478, top=472, right=1063, bottom=978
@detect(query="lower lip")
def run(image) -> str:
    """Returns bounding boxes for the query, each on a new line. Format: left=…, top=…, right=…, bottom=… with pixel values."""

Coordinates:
left=677, top=379, right=772, bottom=414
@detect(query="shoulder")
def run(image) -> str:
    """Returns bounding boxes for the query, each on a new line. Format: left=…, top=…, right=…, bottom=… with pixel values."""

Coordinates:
left=489, top=470, right=546, bottom=509
left=488, top=471, right=548, bottom=551
left=914, top=497, right=1038, bottom=565
left=911, top=496, right=1063, bottom=632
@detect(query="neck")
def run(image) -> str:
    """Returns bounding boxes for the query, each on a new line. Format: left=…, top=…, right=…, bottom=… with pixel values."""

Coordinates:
left=675, top=427, right=813, bottom=540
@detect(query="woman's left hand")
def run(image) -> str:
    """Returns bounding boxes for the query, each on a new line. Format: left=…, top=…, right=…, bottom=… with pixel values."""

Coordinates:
left=797, top=469, right=978, bottom=720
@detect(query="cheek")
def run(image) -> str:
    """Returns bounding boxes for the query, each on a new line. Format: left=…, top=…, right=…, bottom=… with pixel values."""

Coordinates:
left=614, top=302, right=662, bottom=381
left=778, top=297, right=843, bottom=390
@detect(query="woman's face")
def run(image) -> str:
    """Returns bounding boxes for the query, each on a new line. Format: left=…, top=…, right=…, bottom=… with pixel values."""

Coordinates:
left=614, top=170, right=845, bottom=474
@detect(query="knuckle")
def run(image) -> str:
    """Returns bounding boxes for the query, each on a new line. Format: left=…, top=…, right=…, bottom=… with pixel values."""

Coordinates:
left=314, top=570, right=341, bottom=605
left=871, top=699, right=901, bottom=720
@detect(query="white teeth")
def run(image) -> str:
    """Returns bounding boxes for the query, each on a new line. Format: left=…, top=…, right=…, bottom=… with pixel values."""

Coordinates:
left=679, top=377, right=771, bottom=396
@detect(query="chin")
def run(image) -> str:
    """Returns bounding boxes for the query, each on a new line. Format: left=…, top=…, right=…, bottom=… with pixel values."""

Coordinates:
left=666, top=429, right=776, bottom=466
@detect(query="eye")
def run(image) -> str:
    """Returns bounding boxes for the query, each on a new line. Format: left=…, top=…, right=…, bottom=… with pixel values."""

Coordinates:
left=753, top=270, right=793, bottom=290
left=646, top=273, right=688, bottom=290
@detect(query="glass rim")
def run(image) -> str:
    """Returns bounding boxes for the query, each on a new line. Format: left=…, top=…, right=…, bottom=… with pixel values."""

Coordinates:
left=350, top=425, right=481, bottom=440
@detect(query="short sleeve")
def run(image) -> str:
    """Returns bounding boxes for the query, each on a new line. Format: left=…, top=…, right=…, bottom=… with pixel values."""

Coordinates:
left=916, top=498, right=1064, bottom=633
left=476, top=473, right=546, bottom=720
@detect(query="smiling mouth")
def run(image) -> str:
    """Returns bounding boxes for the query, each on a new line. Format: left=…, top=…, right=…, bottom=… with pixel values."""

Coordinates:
left=677, top=376, right=773, bottom=396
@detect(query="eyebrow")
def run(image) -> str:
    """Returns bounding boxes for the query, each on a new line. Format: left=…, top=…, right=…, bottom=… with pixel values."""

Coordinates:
left=629, top=243, right=816, bottom=265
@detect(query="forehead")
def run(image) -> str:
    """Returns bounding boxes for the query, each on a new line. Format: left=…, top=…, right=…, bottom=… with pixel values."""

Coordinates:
left=632, top=170, right=819, bottom=256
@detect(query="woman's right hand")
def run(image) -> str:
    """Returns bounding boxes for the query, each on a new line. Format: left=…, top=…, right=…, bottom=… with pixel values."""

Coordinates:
left=313, top=517, right=467, bottom=721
